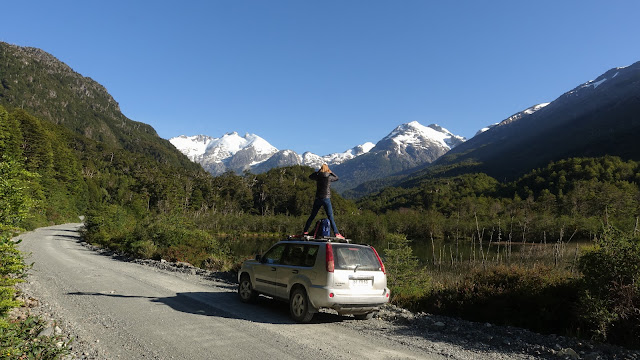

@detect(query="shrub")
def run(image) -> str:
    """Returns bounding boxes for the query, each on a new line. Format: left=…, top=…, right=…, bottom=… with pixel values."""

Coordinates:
left=577, top=226, right=640, bottom=347
left=418, top=264, right=580, bottom=334
left=0, top=315, right=69, bottom=359
left=383, top=233, right=431, bottom=305
left=0, top=238, right=27, bottom=328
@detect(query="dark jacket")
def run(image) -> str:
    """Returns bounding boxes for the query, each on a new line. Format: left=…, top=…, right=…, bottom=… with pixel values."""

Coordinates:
left=310, top=171, right=339, bottom=199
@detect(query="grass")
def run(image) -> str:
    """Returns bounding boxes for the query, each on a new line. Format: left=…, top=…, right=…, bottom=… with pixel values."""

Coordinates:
left=384, top=224, right=640, bottom=349
left=0, top=315, right=70, bottom=360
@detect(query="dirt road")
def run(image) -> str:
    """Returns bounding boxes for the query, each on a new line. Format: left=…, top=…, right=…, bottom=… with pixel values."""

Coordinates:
left=16, top=224, right=453, bottom=359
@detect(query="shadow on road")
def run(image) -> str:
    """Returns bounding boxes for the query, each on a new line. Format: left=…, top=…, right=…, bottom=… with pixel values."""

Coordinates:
left=67, top=291, right=345, bottom=325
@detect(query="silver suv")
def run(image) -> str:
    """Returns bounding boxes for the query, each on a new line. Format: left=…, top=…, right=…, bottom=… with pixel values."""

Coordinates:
left=237, top=237, right=390, bottom=323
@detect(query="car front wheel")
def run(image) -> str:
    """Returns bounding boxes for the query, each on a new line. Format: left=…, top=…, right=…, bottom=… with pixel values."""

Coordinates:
left=290, top=287, right=314, bottom=323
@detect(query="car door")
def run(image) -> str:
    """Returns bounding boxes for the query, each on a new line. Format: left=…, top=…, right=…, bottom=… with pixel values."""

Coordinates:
left=253, top=243, right=286, bottom=296
left=276, top=243, right=307, bottom=299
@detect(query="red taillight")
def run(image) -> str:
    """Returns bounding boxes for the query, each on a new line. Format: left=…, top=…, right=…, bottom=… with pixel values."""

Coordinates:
left=326, top=243, right=334, bottom=272
left=371, top=246, right=386, bottom=274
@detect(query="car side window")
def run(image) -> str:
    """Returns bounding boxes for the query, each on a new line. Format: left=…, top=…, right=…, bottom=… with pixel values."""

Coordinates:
left=304, top=245, right=319, bottom=267
left=282, top=244, right=304, bottom=266
left=279, top=244, right=319, bottom=267
left=262, top=244, right=286, bottom=264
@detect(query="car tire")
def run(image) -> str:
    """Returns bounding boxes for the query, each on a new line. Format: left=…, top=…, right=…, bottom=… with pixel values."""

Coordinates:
left=290, top=287, right=314, bottom=323
left=238, top=274, right=258, bottom=303
left=354, top=311, right=376, bottom=320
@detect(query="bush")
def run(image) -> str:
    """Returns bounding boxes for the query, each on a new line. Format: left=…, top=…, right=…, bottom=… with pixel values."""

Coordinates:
left=577, top=226, right=640, bottom=347
left=418, top=264, right=580, bottom=334
left=383, top=233, right=431, bottom=305
left=0, top=315, right=70, bottom=359
left=0, top=239, right=27, bottom=328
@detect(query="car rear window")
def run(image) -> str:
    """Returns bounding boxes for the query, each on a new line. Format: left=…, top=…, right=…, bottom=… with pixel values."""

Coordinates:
left=333, top=244, right=381, bottom=271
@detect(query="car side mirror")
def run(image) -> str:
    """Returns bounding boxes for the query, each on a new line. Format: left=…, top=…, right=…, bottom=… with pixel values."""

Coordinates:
left=255, top=254, right=262, bottom=262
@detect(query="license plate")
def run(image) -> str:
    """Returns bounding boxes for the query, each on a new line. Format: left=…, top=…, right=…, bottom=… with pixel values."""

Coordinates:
left=351, top=279, right=371, bottom=287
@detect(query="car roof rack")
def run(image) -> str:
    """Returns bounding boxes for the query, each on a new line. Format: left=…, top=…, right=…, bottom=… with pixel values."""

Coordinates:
left=286, top=235, right=351, bottom=243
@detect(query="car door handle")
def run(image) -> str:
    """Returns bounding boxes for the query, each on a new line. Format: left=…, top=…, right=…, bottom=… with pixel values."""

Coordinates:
left=270, top=267, right=277, bottom=271
left=292, top=270, right=299, bottom=274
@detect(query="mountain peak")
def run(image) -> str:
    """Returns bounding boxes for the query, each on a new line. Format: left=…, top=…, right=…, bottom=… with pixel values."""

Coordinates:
left=383, top=121, right=465, bottom=150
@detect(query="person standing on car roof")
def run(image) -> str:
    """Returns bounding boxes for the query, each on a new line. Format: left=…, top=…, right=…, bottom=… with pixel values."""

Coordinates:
left=302, top=164, right=344, bottom=239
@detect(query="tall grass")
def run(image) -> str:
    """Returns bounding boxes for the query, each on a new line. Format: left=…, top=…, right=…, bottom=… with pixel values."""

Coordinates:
left=384, top=220, right=640, bottom=349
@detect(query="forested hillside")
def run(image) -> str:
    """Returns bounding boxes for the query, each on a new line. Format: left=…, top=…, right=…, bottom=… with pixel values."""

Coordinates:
left=423, top=61, right=640, bottom=182
left=0, top=41, right=196, bottom=170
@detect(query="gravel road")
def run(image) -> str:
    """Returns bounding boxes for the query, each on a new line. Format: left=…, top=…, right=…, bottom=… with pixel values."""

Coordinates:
left=15, top=224, right=640, bottom=359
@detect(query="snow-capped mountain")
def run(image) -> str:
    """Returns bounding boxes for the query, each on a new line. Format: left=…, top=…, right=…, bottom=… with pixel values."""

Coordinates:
left=371, top=121, right=465, bottom=158
left=302, top=142, right=376, bottom=169
left=383, top=121, right=465, bottom=151
left=170, top=132, right=278, bottom=175
left=475, top=103, right=549, bottom=136
left=434, top=60, right=640, bottom=182
left=170, top=133, right=377, bottom=176
left=330, top=122, right=466, bottom=192
left=170, top=121, right=465, bottom=182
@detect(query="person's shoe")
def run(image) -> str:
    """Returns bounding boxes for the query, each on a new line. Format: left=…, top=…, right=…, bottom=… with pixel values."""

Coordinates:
left=335, top=233, right=345, bottom=239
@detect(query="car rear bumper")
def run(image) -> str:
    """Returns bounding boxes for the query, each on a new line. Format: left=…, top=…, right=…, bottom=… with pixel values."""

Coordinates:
left=308, top=286, right=390, bottom=314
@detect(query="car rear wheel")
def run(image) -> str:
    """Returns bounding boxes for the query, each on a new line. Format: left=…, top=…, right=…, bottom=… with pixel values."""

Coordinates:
left=290, top=287, right=314, bottom=323
left=238, top=275, right=258, bottom=303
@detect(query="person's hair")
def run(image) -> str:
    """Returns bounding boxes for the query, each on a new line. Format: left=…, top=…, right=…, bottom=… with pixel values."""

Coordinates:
left=319, top=164, right=331, bottom=173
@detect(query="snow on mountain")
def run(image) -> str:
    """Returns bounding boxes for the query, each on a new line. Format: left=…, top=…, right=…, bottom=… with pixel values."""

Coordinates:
left=567, top=66, right=628, bottom=95
left=170, top=132, right=375, bottom=175
left=171, top=121, right=465, bottom=178
left=381, top=121, right=465, bottom=154
left=170, top=132, right=277, bottom=163
left=205, top=132, right=277, bottom=162
left=169, top=135, right=215, bottom=161
left=475, top=103, right=550, bottom=136
left=302, top=142, right=376, bottom=169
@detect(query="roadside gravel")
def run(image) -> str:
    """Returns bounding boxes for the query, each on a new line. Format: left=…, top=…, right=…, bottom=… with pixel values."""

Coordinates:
left=15, top=229, right=640, bottom=360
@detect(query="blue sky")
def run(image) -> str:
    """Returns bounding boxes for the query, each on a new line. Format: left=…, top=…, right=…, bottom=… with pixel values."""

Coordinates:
left=2, top=1, right=640, bottom=155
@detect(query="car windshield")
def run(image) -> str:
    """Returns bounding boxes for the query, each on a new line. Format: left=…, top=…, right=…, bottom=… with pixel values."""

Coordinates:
left=333, top=245, right=380, bottom=271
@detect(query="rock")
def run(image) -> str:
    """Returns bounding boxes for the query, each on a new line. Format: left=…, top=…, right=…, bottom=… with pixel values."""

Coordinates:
left=38, top=326, right=55, bottom=337
left=584, top=353, right=600, bottom=360
left=7, top=307, right=26, bottom=321
left=25, top=297, right=39, bottom=308
left=434, top=321, right=445, bottom=328
left=557, top=348, right=579, bottom=359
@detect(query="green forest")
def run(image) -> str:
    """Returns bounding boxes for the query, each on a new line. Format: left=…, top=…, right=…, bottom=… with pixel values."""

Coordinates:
left=1, top=103, right=639, bottom=351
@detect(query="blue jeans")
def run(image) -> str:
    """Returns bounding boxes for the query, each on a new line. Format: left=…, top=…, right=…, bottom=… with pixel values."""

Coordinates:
left=303, top=198, right=339, bottom=234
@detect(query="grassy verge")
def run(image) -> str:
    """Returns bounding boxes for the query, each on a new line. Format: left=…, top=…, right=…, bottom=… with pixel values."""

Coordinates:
left=1, top=237, right=70, bottom=359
